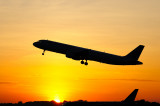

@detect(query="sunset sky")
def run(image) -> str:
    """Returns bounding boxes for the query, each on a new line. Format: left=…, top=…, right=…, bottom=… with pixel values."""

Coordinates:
left=0, top=0, right=160, bottom=103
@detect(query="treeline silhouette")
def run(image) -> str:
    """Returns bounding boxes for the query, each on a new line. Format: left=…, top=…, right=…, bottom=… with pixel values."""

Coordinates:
left=0, top=101, right=61, bottom=106
left=0, top=100, right=160, bottom=106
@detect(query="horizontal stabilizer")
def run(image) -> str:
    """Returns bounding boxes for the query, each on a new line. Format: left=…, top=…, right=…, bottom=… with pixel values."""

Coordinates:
left=125, top=45, right=144, bottom=60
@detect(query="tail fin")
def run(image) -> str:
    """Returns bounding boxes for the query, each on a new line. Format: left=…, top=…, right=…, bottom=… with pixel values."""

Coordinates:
left=125, top=45, right=144, bottom=60
left=123, top=89, right=138, bottom=103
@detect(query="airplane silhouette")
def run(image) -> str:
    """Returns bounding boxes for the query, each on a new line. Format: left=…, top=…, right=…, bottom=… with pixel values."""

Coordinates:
left=64, top=89, right=139, bottom=106
left=33, top=40, right=144, bottom=65
left=123, top=89, right=139, bottom=103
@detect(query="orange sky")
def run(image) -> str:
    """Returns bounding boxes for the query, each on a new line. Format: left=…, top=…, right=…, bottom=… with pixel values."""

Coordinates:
left=0, top=0, right=160, bottom=103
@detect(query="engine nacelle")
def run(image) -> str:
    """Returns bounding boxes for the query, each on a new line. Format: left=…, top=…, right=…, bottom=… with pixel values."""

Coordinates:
left=66, top=52, right=80, bottom=60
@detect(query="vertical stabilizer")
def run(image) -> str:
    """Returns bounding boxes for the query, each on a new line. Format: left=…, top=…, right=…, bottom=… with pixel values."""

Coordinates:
left=125, top=45, right=144, bottom=60
left=123, top=89, right=138, bottom=103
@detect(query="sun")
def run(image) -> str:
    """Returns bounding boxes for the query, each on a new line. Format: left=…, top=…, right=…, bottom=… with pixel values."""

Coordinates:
left=54, top=99, right=61, bottom=103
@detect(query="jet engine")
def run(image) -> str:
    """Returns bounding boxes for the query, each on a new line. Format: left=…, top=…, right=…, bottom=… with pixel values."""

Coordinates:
left=66, top=52, right=80, bottom=60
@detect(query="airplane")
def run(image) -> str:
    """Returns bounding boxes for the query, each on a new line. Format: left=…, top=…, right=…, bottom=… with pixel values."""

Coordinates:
left=63, top=89, right=139, bottom=106
left=33, top=40, right=144, bottom=65
left=122, top=89, right=139, bottom=103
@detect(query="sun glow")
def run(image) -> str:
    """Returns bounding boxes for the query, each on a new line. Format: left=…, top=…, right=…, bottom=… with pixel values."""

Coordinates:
left=54, top=99, right=61, bottom=103
left=53, top=94, right=61, bottom=103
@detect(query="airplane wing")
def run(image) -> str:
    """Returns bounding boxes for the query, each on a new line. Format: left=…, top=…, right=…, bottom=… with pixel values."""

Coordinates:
left=66, top=48, right=90, bottom=60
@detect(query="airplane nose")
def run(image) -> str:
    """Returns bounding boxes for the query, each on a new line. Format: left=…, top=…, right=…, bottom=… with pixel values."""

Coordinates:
left=33, top=42, right=37, bottom=47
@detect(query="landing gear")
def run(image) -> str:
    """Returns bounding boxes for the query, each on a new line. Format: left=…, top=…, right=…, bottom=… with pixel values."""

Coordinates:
left=84, top=62, right=88, bottom=65
left=84, top=60, right=88, bottom=65
left=79, top=52, right=89, bottom=65
left=81, top=60, right=84, bottom=64
left=80, top=60, right=88, bottom=65
left=42, top=50, right=45, bottom=55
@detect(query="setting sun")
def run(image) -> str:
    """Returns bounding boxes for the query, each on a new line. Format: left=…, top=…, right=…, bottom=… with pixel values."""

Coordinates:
left=54, top=99, right=60, bottom=103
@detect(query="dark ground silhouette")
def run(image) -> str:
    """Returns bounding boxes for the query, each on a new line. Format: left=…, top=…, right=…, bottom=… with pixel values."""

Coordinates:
left=0, top=100, right=160, bottom=106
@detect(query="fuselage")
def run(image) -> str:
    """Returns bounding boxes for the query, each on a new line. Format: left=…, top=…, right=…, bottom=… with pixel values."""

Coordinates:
left=33, top=40, right=143, bottom=65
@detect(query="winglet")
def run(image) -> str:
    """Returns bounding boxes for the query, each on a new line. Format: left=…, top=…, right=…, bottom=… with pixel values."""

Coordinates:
left=125, top=45, right=144, bottom=61
left=123, top=89, right=138, bottom=103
